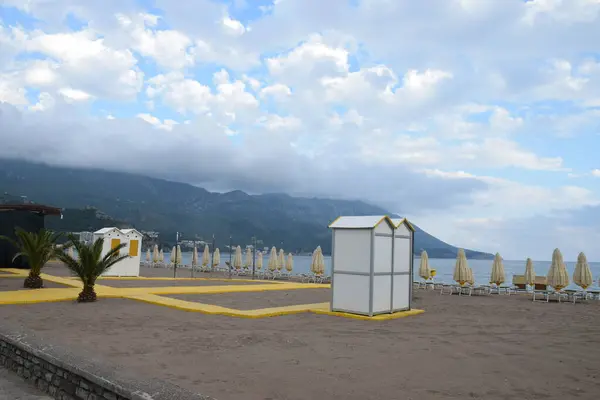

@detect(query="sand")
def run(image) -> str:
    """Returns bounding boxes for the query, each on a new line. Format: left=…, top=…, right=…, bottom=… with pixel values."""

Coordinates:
left=168, top=289, right=331, bottom=309
left=0, top=277, right=68, bottom=291
left=1, top=290, right=599, bottom=400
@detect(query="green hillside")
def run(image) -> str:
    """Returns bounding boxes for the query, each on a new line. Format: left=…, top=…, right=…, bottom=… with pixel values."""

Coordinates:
left=0, top=159, right=493, bottom=259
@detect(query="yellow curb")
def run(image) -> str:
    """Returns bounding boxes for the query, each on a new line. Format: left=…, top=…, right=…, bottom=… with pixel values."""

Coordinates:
left=311, top=307, right=425, bottom=321
left=0, top=288, right=80, bottom=305
left=124, top=294, right=424, bottom=320
left=0, top=270, right=424, bottom=321
left=92, top=276, right=287, bottom=284
left=0, top=268, right=27, bottom=276
left=39, top=273, right=83, bottom=288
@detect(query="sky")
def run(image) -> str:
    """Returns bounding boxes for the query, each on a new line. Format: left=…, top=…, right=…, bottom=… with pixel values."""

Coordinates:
left=0, top=0, right=599, bottom=261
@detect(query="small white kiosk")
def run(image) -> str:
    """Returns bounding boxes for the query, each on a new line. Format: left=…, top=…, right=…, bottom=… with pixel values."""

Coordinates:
left=120, top=228, right=143, bottom=276
left=92, top=227, right=142, bottom=277
left=390, top=218, right=415, bottom=311
left=329, top=215, right=414, bottom=316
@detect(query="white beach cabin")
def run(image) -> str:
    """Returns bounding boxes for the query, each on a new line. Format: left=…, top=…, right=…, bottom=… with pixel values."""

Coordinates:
left=390, top=218, right=415, bottom=311
left=92, top=227, right=140, bottom=277
left=120, top=228, right=143, bottom=276
left=329, top=215, right=412, bottom=316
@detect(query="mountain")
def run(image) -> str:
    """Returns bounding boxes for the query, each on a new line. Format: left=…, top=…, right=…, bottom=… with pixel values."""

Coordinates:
left=0, top=159, right=493, bottom=259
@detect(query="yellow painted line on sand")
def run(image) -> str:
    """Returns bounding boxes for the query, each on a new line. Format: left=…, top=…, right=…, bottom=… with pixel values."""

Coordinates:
left=0, top=271, right=423, bottom=320
left=124, top=294, right=424, bottom=320
left=39, top=273, right=83, bottom=288
left=0, top=268, right=27, bottom=276
left=0, top=288, right=80, bottom=305
left=92, top=276, right=286, bottom=284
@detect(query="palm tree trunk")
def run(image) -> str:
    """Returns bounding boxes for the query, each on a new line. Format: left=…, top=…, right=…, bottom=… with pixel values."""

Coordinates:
left=77, top=285, right=97, bottom=302
left=23, top=272, right=43, bottom=289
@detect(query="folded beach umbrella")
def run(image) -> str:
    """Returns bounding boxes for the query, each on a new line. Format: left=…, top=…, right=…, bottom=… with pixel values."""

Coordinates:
left=547, top=248, right=569, bottom=290
left=467, top=267, right=475, bottom=286
left=315, top=248, right=326, bottom=275
left=256, top=251, right=263, bottom=270
left=453, top=249, right=470, bottom=286
left=202, top=244, right=210, bottom=267
left=419, top=250, right=432, bottom=280
left=153, top=244, right=160, bottom=263
left=268, top=247, right=278, bottom=271
left=277, top=249, right=285, bottom=271
left=490, top=253, right=505, bottom=286
left=245, top=247, right=252, bottom=268
left=286, top=253, right=294, bottom=272
left=524, top=258, right=535, bottom=287
left=170, top=246, right=176, bottom=265
left=191, top=246, right=198, bottom=267
left=233, top=245, right=243, bottom=271
left=146, top=248, right=151, bottom=263
left=573, top=252, right=592, bottom=290
left=310, top=247, right=320, bottom=274
left=213, top=248, right=220, bottom=267
left=159, top=249, right=164, bottom=262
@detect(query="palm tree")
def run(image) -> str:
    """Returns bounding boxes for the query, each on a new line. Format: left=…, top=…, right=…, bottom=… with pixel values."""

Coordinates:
left=55, top=235, right=128, bottom=302
left=0, top=228, right=62, bottom=288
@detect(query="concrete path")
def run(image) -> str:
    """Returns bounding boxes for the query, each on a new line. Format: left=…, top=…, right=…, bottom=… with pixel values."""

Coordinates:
left=0, top=367, right=52, bottom=400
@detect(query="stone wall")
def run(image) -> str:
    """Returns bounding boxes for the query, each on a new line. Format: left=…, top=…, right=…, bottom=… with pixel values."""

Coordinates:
left=0, top=338, right=129, bottom=400
left=0, top=329, right=214, bottom=400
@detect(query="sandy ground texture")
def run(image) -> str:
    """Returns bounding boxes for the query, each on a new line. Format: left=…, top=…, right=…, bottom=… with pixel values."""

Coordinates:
left=0, top=367, right=52, bottom=400
left=1, top=290, right=599, bottom=400
left=168, top=289, right=331, bottom=309
left=0, top=278, right=68, bottom=291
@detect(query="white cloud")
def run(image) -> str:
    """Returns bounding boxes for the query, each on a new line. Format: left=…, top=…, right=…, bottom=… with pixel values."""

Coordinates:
left=221, top=16, right=247, bottom=36
left=137, top=113, right=178, bottom=131
left=260, top=83, right=292, bottom=100
left=116, top=13, right=195, bottom=70
left=58, top=87, right=92, bottom=102
left=1, top=0, right=600, bottom=259
left=592, top=169, right=600, bottom=177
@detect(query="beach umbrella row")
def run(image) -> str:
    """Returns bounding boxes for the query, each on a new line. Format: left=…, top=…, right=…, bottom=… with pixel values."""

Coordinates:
left=170, top=245, right=183, bottom=265
left=451, top=248, right=593, bottom=291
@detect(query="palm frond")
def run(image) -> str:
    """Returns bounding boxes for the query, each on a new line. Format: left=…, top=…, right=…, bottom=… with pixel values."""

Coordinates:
left=1, top=228, right=61, bottom=274
left=56, top=235, right=129, bottom=287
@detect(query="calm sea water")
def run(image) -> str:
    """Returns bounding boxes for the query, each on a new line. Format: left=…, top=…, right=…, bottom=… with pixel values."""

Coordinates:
left=163, top=252, right=600, bottom=290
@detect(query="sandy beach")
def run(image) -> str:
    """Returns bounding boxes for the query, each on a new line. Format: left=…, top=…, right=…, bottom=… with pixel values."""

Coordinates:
left=1, top=280, right=599, bottom=400
left=167, top=288, right=331, bottom=309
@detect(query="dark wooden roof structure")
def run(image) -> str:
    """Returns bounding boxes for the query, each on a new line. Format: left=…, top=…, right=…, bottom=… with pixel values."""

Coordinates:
left=0, top=204, right=62, bottom=216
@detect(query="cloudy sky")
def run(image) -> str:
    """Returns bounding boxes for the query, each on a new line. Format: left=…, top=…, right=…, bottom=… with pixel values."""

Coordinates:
left=1, top=0, right=599, bottom=261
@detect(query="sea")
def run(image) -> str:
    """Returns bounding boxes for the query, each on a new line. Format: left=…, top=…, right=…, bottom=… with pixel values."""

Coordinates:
left=163, top=253, right=600, bottom=291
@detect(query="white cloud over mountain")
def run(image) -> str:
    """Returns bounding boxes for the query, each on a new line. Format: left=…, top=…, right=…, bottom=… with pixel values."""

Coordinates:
left=1, top=0, right=599, bottom=260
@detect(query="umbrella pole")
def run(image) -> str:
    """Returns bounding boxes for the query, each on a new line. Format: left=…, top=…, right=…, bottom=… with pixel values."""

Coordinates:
left=228, top=235, right=232, bottom=279
left=252, top=237, right=256, bottom=280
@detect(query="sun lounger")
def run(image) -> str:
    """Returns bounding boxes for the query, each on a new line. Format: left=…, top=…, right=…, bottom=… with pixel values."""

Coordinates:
left=533, top=289, right=568, bottom=303
left=564, top=290, right=595, bottom=304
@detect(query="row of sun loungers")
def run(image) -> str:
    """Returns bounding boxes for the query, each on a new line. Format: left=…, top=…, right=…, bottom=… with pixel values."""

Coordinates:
left=142, top=261, right=330, bottom=282
left=415, top=280, right=600, bottom=303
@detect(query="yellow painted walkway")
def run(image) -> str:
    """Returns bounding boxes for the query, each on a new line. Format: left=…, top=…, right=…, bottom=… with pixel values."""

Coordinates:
left=0, top=268, right=423, bottom=320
